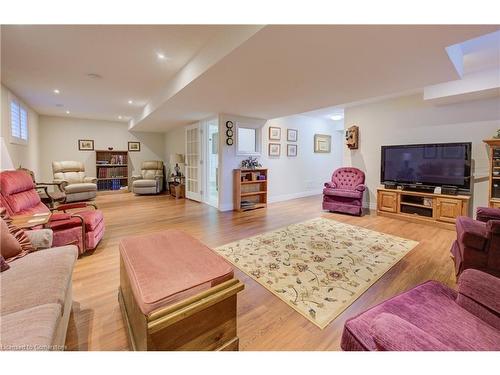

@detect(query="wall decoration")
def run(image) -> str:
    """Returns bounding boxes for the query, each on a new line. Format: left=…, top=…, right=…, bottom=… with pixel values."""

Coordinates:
left=225, top=120, right=234, bottom=146
left=287, top=144, right=297, bottom=157
left=287, top=129, right=298, bottom=142
left=78, top=139, right=94, bottom=151
left=314, top=134, right=331, bottom=153
left=128, top=141, right=141, bottom=152
left=269, top=127, right=281, bottom=140
left=241, top=156, right=262, bottom=169
left=268, top=143, right=281, bottom=157
left=345, top=125, right=359, bottom=149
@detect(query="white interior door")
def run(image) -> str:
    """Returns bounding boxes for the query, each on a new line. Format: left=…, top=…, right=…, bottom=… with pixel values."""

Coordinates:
left=185, top=123, right=202, bottom=201
left=202, top=118, right=219, bottom=208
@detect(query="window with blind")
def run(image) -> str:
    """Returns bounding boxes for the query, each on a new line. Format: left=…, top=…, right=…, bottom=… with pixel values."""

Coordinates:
left=10, top=99, right=28, bottom=144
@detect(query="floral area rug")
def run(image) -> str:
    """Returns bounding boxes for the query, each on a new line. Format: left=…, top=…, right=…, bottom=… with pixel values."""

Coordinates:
left=214, top=217, right=418, bottom=329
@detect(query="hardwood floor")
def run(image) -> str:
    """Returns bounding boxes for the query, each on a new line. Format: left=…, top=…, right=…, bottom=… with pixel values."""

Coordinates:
left=65, top=192, right=457, bottom=351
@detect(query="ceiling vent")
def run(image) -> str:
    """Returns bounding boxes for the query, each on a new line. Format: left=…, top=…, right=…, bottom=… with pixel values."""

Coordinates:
left=86, top=73, right=103, bottom=79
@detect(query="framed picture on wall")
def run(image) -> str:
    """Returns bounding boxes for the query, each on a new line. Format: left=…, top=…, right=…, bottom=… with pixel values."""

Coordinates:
left=314, top=134, right=331, bottom=153
left=128, top=141, right=141, bottom=152
left=269, top=127, right=281, bottom=140
left=287, top=129, right=298, bottom=142
left=287, top=144, right=297, bottom=157
left=268, top=143, right=281, bottom=157
left=78, top=139, right=94, bottom=151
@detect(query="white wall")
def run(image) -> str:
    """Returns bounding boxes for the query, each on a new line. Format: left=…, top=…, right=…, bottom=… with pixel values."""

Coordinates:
left=38, top=116, right=165, bottom=183
left=1, top=84, right=40, bottom=175
left=164, top=125, right=186, bottom=177
left=343, top=93, right=500, bottom=212
left=219, top=113, right=343, bottom=211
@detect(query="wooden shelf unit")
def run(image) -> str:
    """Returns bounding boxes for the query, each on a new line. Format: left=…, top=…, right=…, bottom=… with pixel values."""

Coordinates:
left=96, top=150, right=129, bottom=191
left=484, top=139, right=500, bottom=209
left=376, top=187, right=470, bottom=230
left=234, top=169, right=268, bottom=212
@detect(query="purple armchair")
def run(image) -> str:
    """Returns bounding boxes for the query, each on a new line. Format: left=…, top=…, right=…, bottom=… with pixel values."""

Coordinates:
left=323, top=167, right=365, bottom=216
left=451, top=207, right=500, bottom=277
left=341, top=269, right=500, bottom=351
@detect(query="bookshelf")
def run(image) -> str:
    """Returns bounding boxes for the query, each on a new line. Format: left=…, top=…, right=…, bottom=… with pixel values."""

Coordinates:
left=233, top=169, right=268, bottom=212
left=96, top=150, right=129, bottom=191
left=483, top=139, right=500, bottom=208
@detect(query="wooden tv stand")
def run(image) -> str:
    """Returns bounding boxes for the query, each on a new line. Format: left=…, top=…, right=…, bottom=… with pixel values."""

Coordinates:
left=376, top=187, right=470, bottom=230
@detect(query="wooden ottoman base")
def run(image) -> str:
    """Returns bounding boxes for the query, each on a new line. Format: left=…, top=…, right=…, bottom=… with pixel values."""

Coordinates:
left=118, top=259, right=244, bottom=351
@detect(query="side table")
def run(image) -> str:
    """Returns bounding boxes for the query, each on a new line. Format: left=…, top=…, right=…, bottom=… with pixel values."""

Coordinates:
left=169, top=182, right=185, bottom=199
left=11, top=212, right=52, bottom=229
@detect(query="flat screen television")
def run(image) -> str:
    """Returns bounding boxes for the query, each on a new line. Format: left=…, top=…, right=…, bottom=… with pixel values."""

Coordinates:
left=381, top=142, right=472, bottom=190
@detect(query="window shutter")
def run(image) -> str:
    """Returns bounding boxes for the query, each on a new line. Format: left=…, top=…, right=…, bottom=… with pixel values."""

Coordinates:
left=20, top=107, right=28, bottom=140
left=10, top=100, right=21, bottom=138
left=10, top=99, right=28, bottom=142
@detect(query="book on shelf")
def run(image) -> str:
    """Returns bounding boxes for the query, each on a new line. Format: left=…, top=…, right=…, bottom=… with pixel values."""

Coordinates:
left=97, top=179, right=124, bottom=191
left=97, top=166, right=128, bottom=178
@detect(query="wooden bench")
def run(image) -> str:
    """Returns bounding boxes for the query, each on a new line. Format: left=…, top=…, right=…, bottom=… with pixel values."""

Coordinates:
left=118, top=229, right=244, bottom=350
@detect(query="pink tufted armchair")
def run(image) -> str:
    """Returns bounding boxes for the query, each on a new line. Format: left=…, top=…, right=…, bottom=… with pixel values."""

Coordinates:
left=323, top=167, right=366, bottom=216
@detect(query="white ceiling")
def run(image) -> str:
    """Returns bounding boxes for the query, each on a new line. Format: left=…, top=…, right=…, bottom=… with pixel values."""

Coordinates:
left=1, top=25, right=233, bottom=121
left=2, top=25, right=498, bottom=130
left=131, top=25, right=499, bottom=131
left=462, top=30, right=500, bottom=75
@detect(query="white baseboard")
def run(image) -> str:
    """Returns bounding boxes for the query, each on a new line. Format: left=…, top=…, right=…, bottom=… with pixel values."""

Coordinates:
left=268, top=189, right=323, bottom=204
left=218, top=203, right=234, bottom=212
left=364, top=202, right=377, bottom=210
left=219, top=189, right=375, bottom=211
left=218, top=189, right=323, bottom=212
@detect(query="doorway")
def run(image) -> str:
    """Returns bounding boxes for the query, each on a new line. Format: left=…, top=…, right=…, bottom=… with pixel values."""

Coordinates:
left=203, top=118, right=219, bottom=208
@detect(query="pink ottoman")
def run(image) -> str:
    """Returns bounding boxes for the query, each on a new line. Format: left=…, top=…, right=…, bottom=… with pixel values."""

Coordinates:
left=118, top=229, right=244, bottom=351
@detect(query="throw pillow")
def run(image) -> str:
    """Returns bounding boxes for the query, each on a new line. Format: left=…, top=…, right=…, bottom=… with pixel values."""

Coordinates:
left=0, top=255, right=10, bottom=272
left=1, top=218, right=23, bottom=260
left=0, top=208, right=35, bottom=262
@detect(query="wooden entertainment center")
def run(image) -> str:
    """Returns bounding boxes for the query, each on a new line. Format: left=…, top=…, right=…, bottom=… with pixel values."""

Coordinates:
left=377, top=187, right=470, bottom=229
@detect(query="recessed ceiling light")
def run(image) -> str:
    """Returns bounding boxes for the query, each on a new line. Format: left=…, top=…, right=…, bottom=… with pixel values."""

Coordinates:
left=53, top=89, right=60, bottom=94
left=65, top=110, right=70, bottom=114
left=128, top=100, right=133, bottom=104
left=157, top=53, right=166, bottom=60
left=118, top=116, right=122, bottom=120
left=330, top=114, right=344, bottom=121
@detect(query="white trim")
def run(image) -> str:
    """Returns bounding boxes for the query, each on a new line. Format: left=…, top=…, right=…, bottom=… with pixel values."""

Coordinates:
left=219, top=189, right=324, bottom=212
left=268, top=189, right=323, bottom=204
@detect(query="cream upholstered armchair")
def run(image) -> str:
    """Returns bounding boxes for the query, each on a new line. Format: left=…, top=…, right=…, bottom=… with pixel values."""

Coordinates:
left=52, top=161, right=97, bottom=202
left=131, top=160, right=164, bottom=195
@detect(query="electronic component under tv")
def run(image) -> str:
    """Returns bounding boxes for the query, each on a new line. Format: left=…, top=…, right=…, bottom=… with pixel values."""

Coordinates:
left=381, top=142, right=472, bottom=191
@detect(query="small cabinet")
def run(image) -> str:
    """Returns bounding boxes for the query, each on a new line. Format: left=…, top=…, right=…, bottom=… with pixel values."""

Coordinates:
left=435, top=197, right=462, bottom=223
left=491, top=200, right=500, bottom=209
left=378, top=191, right=398, bottom=213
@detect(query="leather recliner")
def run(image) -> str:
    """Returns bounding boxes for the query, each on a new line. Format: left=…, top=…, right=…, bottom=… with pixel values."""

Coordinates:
left=52, top=161, right=97, bottom=202
left=131, top=161, right=164, bottom=195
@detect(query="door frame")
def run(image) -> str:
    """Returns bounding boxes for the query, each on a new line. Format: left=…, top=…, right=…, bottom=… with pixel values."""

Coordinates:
left=201, top=117, right=219, bottom=209
left=185, top=122, right=202, bottom=202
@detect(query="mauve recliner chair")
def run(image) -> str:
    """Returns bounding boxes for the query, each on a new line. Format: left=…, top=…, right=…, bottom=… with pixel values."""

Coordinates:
left=451, top=207, right=500, bottom=277
left=323, top=167, right=366, bottom=216
left=341, top=269, right=500, bottom=351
